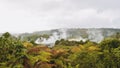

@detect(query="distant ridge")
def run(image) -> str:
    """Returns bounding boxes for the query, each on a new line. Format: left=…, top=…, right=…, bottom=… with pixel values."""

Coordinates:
left=17, top=28, right=120, bottom=44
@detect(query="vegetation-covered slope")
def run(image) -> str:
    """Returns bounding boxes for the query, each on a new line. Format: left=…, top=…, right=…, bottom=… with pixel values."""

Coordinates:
left=18, top=28, right=120, bottom=43
left=0, top=32, right=120, bottom=68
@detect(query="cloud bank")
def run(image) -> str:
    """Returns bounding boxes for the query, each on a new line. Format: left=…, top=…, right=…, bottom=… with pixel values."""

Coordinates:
left=0, top=0, right=120, bottom=33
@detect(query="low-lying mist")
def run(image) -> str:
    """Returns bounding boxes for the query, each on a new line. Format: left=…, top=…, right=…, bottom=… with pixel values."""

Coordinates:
left=34, top=28, right=118, bottom=47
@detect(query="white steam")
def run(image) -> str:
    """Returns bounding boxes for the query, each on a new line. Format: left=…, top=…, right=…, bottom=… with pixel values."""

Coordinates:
left=68, top=36, right=87, bottom=42
left=87, top=29, right=104, bottom=43
left=35, top=29, right=67, bottom=47
left=59, top=28, right=67, bottom=39
left=35, top=28, right=115, bottom=47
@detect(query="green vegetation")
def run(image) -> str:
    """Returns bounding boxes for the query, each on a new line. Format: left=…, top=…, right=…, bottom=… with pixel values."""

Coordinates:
left=19, top=34, right=50, bottom=43
left=0, top=32, right=120, bottom=68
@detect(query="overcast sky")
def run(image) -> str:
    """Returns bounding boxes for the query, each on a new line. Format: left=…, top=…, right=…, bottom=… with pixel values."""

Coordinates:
left=0, top=0, right=120, bottom=33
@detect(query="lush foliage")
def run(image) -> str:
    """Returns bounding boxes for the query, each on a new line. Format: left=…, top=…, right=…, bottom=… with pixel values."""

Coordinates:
left=0, top=32, right=120, bottom=68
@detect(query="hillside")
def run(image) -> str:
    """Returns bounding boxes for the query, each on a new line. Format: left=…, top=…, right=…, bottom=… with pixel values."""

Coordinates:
left=17, top=28, right=120, bottom=46
left=1, top=32, right=120, bottom=68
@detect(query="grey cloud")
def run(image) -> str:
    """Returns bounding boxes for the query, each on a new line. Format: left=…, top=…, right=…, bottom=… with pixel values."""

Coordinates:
left=0, top=0, right=120, bottom=33
left=68, top=0, right=120, bottom=10
left=4, top=0, right=120, bottom=10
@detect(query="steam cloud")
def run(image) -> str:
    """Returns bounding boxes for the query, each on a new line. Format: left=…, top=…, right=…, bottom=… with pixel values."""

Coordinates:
left=87, top=29, right=104, bottom=43
left=35, top=28, right=116, bottom=47
left=35, top=28, right=68, bottom=47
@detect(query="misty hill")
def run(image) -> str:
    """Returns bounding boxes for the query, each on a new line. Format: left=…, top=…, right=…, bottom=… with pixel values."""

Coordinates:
left=18, top=28, right=120, bottom=45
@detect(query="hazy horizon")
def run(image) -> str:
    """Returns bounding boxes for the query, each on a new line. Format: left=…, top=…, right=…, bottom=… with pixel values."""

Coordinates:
left=0, top=0, right=120, bottom=33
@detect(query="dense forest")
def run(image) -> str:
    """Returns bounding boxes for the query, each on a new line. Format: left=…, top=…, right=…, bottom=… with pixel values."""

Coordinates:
left=0, top=32, right=120, bottom=68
